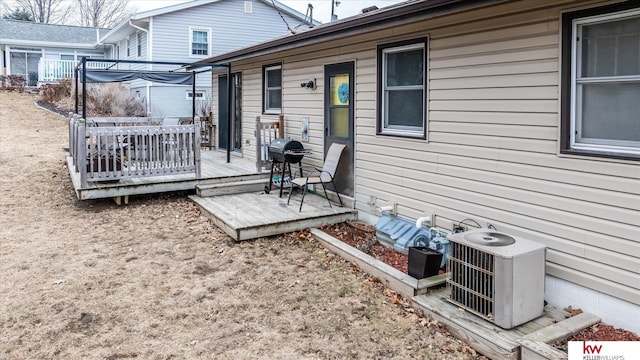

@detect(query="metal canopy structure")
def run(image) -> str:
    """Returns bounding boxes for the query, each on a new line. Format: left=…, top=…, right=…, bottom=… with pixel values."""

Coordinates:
left=74, top=57, right=234, bottom=163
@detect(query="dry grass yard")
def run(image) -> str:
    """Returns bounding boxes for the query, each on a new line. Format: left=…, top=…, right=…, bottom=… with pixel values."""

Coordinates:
left=0, top=91, right=485, bottom=359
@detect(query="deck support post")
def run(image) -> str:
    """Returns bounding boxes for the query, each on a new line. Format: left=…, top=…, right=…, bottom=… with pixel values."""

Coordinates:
left=113, top=195, right=129, bottom=205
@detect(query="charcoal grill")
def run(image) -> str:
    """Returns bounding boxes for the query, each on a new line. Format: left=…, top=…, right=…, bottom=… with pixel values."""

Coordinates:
left=265, top=138, right=307, bottom=197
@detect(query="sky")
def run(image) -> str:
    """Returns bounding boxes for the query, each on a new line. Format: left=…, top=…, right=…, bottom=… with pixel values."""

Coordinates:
left=0, top=0, right=405, bottom=25
left=129, top=0, right=405, bottom=23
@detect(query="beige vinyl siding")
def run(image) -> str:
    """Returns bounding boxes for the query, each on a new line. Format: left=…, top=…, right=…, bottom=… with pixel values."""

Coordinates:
left=215, top=0, right=639, bottom=305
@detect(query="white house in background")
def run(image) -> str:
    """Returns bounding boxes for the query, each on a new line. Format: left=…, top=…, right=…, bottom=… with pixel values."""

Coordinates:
left=203, top=0, right=640, bottom=333
left=99, top=0, right=316, bottom=127
left=0, top=19, right=108, bottom=86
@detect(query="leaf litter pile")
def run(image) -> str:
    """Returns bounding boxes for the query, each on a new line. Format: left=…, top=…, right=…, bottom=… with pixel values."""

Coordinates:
left=319, top=220, right=411, bottom=273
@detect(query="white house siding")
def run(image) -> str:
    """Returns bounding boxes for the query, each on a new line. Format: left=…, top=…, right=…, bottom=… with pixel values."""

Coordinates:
left=147, top=0, right=307, bottom=118
left=213, top=0, right=640, bottom=331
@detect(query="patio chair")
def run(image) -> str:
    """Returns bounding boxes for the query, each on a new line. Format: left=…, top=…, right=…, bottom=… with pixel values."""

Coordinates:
left=287, top=143, right=346, bottom=212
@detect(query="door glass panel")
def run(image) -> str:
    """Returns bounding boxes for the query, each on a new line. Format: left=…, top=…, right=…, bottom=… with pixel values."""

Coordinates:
left=330, top=74, right=349, bottom=106
left=330, top=108, right=349, bottom=137
left=233, top=74, right=242, bottom=150
left=10, top=52, right=26, bottom=75
left=330, top=73, right=349, bottom=138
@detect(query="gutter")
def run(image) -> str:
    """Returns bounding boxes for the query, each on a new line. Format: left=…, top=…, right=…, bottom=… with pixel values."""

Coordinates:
left=203, top=0, right=507, bottom=64
left=129, top=19, right=152, bottom=115
left=0, top=39, right=98, bottom=49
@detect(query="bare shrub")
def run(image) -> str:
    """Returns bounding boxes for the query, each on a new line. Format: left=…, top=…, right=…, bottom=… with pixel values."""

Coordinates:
left=86, top=83, right=145, bottom=117
left=40, top=79, right=73, bottom=103
left=6, top=75, right=26, bottom=92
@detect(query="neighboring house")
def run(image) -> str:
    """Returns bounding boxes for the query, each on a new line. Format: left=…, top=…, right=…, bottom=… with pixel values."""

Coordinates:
left=203, top=0, right=640, bottom=332
left=0, top=19, right=108, bottom=86
left=99, top=0, right=316, bottom=138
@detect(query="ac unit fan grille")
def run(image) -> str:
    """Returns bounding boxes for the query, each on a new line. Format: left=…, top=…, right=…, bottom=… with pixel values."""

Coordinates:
left=447, top=242, right=495, bottom=320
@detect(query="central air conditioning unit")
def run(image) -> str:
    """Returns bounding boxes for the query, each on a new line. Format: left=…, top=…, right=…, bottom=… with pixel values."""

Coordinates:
left=446, top=229, right=546, bottom=329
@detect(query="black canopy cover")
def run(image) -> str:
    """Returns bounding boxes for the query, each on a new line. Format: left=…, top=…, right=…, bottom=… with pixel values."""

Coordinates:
left=84, top=70, right=193, bottom=85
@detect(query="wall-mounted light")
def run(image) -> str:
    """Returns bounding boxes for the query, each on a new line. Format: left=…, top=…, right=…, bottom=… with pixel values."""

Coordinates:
left=300, top=79, right=315, bottom=89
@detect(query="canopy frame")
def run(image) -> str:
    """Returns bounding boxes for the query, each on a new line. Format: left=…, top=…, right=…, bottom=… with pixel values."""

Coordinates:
left=75, top=57, right=234, bottom=163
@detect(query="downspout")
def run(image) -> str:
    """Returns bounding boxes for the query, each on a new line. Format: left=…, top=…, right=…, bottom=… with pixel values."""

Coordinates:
left=226, top=65, right=231, bottom=163
left=82, top=57, right=87, bottom=120
left=129, top=19, right=152, bottom=114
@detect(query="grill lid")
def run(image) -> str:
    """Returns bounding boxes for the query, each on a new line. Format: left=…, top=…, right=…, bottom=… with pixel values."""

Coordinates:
left=269, top=138, right=304, bottom=154
left=268, top=138, right=306, bottom=163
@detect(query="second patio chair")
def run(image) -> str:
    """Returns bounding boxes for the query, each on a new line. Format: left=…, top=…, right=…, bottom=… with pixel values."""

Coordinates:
left=287, top=143, right=346, bottom=212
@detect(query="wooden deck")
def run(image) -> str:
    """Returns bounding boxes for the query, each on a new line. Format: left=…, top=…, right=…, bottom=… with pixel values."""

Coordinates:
left=190, top=192, right=357, bottom=241
left=68, top=150, right=263, bottom=201
left=412, top=289, right=599, bottom=360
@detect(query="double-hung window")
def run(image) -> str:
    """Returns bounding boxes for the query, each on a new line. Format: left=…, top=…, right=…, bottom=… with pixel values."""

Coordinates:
left=190, top=28, right=210, bottom=56
left=263, top=64, right=282, bottom=114
left=562, top=4, right=640, bottom=159
left=378, top=38, right=427, bottom=138
left=137, top=32, right=142, bottom=57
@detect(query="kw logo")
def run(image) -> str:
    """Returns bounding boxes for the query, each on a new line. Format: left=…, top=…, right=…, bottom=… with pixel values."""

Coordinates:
left=583, top=341, right=603, bottom=354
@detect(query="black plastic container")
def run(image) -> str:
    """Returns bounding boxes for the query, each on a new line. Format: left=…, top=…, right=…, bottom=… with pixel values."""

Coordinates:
left=408, top=247, right=443, bottom=279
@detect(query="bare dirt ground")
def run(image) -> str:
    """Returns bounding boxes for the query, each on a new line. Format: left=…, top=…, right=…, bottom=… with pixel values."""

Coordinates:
left=0, top=91, right=484, bottom=359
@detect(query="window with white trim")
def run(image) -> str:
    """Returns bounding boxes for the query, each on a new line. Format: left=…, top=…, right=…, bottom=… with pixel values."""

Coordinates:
left=562, top=4, right=640, bottom=159
left=190, top=28, right=210, bottom=56
left=263, top=64, right=282, bottom=114
left=137, top=32, right=142, bottom=57
left=186, top=90, right=205, bottom=100
left=377, top=39, right=427, bottom=138
left=126, top=37, right=131, bottom=57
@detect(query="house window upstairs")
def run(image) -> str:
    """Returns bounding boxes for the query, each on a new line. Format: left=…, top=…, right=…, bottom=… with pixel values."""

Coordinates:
left=190, top=28, right=211, bottom=56
left=562, top=4, right=640, bottom=159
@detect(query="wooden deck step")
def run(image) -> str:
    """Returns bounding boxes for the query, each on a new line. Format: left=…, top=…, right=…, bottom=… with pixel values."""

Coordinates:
left=519, top=312, right=600, bottom=360
left=190, top=192, right=356, bottom=241
left=196, top=177, right=268, bottom=197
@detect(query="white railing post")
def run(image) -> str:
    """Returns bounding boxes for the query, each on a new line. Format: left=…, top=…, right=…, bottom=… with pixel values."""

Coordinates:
left=194, top=120, right=201, bottom=179
left=69, top=113, right=75, bottom=158
left=77, top=119, right=87, bottom=188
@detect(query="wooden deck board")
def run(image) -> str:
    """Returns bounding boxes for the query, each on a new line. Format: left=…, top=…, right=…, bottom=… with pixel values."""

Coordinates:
left=190, top=192, right=356, bottom=241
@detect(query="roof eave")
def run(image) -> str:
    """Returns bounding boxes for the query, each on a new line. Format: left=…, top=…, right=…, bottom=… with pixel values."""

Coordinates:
left=0, top=39, right=100, bottom=49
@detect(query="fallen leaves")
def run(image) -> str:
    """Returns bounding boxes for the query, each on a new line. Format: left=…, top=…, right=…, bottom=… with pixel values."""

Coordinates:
left=564, top=305, right=584, bottom=317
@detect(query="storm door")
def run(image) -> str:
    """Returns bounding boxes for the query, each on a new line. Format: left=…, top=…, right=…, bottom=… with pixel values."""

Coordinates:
left=218, top=73, right=242, bottom=151
left=324, top=62, right=355, bottom=197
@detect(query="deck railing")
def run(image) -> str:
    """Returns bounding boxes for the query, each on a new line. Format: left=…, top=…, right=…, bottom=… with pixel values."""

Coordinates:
left=39, top=59, right=110, bottom=82
left=69, top=114, right=201, bottom=187
left=255, top=115, right=284, bottom=171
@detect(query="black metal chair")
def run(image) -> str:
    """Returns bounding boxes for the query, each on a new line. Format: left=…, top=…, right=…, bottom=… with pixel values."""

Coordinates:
left=287, top=143, right=346, bottom=211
